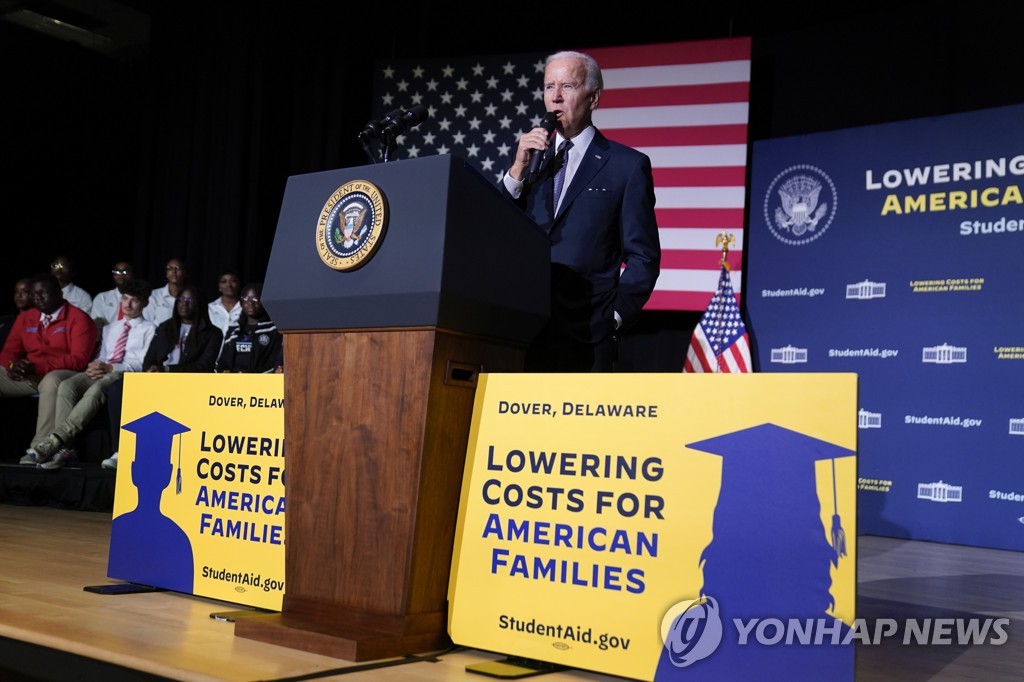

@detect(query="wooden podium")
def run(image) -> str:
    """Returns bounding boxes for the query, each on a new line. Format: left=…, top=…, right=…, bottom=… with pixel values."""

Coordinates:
left=233, top=156, right=549, bottom=660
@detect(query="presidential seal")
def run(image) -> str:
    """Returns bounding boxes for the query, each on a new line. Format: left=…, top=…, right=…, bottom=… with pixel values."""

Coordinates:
left=763, top=165, right=838, bottom=246
left=316, top=180, right=388, bottom=271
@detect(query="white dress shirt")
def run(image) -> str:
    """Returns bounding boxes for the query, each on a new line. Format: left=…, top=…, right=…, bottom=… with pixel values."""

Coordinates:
left=100, top=316, right=157, bottom=372
left=144, top=284, right=176, bottom=326
left=208, top=298, right=241, bottom=338
left=62, top=283, right=94, bottom=314
left=91, top=287, right=122, bottom=327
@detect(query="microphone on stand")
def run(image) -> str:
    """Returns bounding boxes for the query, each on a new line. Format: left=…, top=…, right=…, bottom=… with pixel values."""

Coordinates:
left=358, top=109, right=402, bottom=144
left=379, top=105, right=430, bottom=138
left=526, top=112, right=558, bottom=183
left=357, top=106, right=431, bottom=163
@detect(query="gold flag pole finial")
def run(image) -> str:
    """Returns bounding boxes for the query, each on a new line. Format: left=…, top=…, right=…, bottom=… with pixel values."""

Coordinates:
left=715, top=232, right=735, bottom=271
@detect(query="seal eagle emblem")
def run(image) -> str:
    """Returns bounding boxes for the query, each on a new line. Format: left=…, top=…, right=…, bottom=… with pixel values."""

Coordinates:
left=763, top=164, right=837, bottom=246
left=316, top=179, right=389, bottom=271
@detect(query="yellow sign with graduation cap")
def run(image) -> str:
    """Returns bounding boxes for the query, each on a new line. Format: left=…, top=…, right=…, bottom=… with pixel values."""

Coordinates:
left=108, top=373, right=286, bottom=611
left=448, top=372, right=856, bottom=681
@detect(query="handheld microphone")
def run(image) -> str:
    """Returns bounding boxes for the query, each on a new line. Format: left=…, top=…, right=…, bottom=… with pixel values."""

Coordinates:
left=379, top=104, right=429, bottom=138
left=526, top=112, right=558, bottom=182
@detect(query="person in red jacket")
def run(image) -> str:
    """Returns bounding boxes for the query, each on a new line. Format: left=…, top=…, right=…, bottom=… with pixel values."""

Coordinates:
left=0, top=273, right=98, bottom=464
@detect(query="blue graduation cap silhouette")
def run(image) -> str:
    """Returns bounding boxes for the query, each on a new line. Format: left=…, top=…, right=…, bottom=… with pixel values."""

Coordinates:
left=123, top=411, right=191, bottom=495
left=108, top=411, right=195, bottom=594
left=655, top=423, right=855, bottom=681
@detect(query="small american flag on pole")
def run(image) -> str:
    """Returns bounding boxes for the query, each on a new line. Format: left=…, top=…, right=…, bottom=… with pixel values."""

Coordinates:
left=368, top=37, right=750, bottom=312
left=683, top=257, right=751, bottom=373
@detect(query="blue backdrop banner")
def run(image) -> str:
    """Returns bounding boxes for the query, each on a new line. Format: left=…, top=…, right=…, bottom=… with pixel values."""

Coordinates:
left=745, top=102, right=1024, bottom=550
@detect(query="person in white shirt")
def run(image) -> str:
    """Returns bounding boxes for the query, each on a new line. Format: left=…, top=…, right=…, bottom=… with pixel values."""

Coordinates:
left=31, top=279, right=157, bottom=470
left=91, top=261, right=135, bottom=331
left=207, top=270, right=242, bottom=338
left=145, top=257, right=187, bottom=326
left=50, top=255, right=93, bottom=313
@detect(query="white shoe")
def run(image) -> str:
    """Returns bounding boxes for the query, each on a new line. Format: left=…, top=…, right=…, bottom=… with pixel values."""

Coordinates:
left=101, top=452, right=119, bottom=470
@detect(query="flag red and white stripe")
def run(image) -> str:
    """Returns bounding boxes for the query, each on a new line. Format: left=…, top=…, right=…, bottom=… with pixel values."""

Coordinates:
left=370, top=37, right=750, bottom=312
left=684, top=263, right=751, bottom=373
left=588, top=38, right=751, bottom=311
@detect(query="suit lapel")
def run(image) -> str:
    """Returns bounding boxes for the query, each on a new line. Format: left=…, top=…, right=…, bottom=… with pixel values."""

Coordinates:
left=553, top=132, right=611, bottom=221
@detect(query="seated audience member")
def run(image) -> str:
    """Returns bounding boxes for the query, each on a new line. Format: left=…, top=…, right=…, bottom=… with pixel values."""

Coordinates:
left=145, top=257, right=187, bottom=326
left=32, top=279, right=155, bottom=470
left=1, top=273, right=97, bottom=463
left=92, top=261, right=135, bottom=330
left=215, top=283, right=283, bottom=374
left=144, top=285, right=223, bottom=373
left=102, top=285, right=222, bottom=471
left=208, top=270, right=242, bottom=339
left=50, top=255, right=93, bottom=313
left=0, top=278, right=33, bottom=349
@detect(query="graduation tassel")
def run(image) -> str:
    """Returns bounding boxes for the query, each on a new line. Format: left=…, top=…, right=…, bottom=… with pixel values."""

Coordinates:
left=830, top=458, right=846, bottom=561
left=175, top=434, right=183, bottom=495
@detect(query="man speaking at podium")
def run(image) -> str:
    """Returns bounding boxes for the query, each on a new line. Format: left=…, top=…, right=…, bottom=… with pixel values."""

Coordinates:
left=501, top=50, right=661, bottom=372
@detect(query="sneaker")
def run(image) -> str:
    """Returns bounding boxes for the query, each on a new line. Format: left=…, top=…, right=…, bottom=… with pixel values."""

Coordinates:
left=101, top=452, right=119, bottom=470
left=38, top=448, right=79, bottom=471
left=33, top=434, right=64, bottom=460
left=19, top=449, right=40, bottom=465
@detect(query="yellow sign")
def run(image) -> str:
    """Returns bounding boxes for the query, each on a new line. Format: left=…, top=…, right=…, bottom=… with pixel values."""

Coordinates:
left=108, top=373, right=285, bottom=610
left=449, top=373, right=857, bottom=681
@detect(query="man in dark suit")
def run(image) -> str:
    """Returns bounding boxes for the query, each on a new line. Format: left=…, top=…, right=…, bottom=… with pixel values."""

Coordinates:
left=501, top=50, right=661, bottom=372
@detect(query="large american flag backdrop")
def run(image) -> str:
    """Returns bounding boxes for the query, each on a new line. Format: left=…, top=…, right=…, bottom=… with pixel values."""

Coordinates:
left=368, top=37, right=751, bottom=311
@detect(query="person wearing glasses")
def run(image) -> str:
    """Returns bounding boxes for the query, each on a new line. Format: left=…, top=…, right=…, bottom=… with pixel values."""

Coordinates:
left=100, top=284, right=224, bottom=471
left=91, top=261, right=136, bottom=331
left=215, top=283, right=283, bottom=374
left=142, top=285, right=223, bottom=374
left=50, top=255, right=94, bottom=314
left=145, top=258, right=187, bottom=326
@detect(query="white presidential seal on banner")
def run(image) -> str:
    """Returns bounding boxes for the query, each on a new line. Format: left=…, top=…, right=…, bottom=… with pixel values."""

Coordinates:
left=763, top=164, right=838, bottom=245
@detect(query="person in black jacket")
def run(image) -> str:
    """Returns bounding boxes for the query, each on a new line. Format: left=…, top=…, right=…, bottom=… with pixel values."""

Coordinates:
left=143, top=284, right=223, bottom=373
left=101, top=285, right=223, bottom=471
left=215, top=282, right=283, bottom=374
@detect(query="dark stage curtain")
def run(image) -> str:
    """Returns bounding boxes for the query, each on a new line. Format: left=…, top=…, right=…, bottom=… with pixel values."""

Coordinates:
left=131, top=3, right=374, bottom=294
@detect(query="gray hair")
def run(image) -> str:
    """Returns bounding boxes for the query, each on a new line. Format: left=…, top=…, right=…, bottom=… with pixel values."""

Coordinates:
left=546, top=51, right=603, bottom=93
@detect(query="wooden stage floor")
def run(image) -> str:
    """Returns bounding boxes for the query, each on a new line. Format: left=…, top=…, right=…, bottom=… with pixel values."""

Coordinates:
left=2, top=503, right=1023, bottom=681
